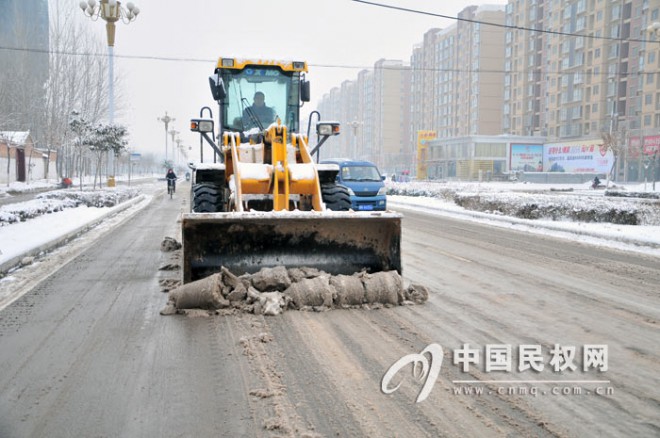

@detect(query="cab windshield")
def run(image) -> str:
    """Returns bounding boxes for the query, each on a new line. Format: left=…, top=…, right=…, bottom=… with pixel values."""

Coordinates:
left=221, top=66, right=301, bottom=133
left=341, top=165, right=382, bottom=182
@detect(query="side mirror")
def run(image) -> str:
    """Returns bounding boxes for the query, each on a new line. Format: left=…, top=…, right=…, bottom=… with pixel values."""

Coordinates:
left=301, top=79, right=310, bottom=102
left=381, top=175, right=386, bottom=181
left=209, top=74, right=226, bottom=101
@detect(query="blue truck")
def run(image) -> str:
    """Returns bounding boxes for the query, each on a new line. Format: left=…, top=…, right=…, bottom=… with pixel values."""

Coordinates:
left=321, top=159, right=387, bottom=211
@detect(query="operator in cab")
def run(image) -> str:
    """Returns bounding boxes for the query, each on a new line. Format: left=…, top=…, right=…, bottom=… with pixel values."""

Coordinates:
left=242, top=91, right=275, bottom=129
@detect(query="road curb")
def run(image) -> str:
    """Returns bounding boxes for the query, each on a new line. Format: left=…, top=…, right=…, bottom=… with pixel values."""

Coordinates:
left=0, top=194, right=147, bottom=276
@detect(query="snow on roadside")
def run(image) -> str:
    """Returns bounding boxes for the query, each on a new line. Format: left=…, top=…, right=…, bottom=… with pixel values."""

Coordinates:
left=0, top=187, right=140, bottom=225
left=388, top=195, right=660, bottom=257
left=0, top=205, right=117, bottom=263
left=388, top=180, right=660, bottom=225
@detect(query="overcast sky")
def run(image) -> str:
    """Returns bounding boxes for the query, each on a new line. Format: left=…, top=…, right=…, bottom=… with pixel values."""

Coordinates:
left=84, top=0, right=507, bottom=162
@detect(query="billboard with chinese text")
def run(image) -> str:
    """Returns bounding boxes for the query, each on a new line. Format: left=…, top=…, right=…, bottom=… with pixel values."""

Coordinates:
left=510, top=144, right=543, bottom=172
left=543, top=139, right=613, bottom=173
left=416, top=131, right=436, bottom=179
left=628, top=135, right=660, bottom=159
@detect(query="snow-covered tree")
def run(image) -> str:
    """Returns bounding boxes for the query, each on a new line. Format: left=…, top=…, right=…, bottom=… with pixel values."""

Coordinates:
left=88, top=123, right=128, bottom=189
left=68, top=111, right=93, bottom=190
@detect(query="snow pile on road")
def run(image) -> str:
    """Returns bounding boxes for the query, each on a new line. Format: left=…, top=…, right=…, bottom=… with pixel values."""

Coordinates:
left=0, top=188, right=141, bottom=226
left=387, top=181, right=660, bottom=225
left=160, top=266, right=428, bottom=316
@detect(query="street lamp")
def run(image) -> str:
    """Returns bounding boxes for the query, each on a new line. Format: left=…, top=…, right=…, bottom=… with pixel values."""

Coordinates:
left=157, top=112, right=175, bottom=161
left=79, top=0, right=140, bottom=124
left=169, top=128, right=179, bottom=165
left=175, top=137, right=184, bottom=165
left=347, top=119, right=363, bottom=159
left=80, top=0, right=139, bottom=177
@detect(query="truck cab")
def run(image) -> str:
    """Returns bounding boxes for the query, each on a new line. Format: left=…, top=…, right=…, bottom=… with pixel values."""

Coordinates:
left=321, top=159, right=387, bottom=211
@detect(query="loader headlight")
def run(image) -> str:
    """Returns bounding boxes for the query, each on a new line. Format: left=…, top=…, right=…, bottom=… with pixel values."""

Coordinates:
left=317, top=122, right=340, bottom=136
left=190, top=118, right=214, bottom=133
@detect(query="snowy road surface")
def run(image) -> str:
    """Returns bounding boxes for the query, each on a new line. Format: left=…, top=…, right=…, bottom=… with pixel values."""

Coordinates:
left=0, top=184, right=658, bottom=437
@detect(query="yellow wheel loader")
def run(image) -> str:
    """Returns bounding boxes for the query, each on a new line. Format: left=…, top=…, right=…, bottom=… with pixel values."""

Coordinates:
left=184, top=57, right=401, bottom=284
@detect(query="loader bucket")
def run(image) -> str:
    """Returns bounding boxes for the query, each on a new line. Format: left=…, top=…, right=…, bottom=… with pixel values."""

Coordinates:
left=181, top=211, right=402, bottom=283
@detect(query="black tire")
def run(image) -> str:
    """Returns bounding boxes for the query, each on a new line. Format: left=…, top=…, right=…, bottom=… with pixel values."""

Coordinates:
left=192, top=183, right=224, bottom=212
left=321, top=183, right=351, bottom=211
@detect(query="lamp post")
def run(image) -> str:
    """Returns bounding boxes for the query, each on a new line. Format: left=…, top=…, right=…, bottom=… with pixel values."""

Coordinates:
left=175, top=137, right=184, bottom=166
left=169, top=129, right=179, bottom=166
left=157, top=112, right=175, bottom=161
left=80, top=0, right=140, bottom=176
left=347, top=119, right=363, bottom=159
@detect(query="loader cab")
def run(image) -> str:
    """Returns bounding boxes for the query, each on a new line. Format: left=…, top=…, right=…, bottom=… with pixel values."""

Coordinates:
left=210, top=58, right=308, bottom=136
left=321, top=159, right=387, bottom=211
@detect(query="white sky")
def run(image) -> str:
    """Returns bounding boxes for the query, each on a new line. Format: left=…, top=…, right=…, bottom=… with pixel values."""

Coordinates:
left=84, top=0, right=508, bottom=162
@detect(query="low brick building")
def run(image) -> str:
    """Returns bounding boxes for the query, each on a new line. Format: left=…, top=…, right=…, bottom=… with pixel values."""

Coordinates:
left=0, top=131, right=57, bottom=185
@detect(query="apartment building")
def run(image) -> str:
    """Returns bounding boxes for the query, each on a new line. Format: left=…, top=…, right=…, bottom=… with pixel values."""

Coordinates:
left=317, top=59, right=411, bottom=174
left=0, top=0, right=49, bottom=136
left=504, top=0, right=660, bottom=138
left=316, top=1, right=659, bottom=181
left=415, top=6, right=506, bottom=139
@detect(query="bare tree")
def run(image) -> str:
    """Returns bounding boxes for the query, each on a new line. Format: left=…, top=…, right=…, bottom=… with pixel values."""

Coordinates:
left=43, top=0, right=113, bottom=179
left=601, top=128, right=627, bottom=187
left=1, top=0, right=126, bottom=184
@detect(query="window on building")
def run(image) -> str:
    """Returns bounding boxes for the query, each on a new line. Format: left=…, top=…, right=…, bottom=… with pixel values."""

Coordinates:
left=608, top=64, right=617, bottom=77
left=646, top=94, right=653, bottom=105
left=574, top=52, right=584, bottom=66
left=610, top=25, right=620, bottom=39
left=608, top=81, right=616, bottom=96
left=574, top=87, right=583, bottom=101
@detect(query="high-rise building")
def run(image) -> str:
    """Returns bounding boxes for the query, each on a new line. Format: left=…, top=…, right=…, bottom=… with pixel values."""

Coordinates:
left=504, top=0, right=660, bottom=140
left=412, top=5, right=506, bottom=139
left=0, top=0, right=49, bottom=134
left=317, top=59, right=410, bottom=174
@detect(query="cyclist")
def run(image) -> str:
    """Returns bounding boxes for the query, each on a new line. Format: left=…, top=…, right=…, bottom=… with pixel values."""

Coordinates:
left=166, top=168, right=177, bottom=194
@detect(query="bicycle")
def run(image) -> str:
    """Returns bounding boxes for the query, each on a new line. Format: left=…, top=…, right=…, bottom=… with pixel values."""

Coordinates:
left=167, top=179, right=175, bottom=199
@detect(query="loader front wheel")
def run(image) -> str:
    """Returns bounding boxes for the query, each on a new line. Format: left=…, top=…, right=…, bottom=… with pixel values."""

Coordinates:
left=192, top=183, right=224, bottom=212
left=321, top=183, right=351, bottom=211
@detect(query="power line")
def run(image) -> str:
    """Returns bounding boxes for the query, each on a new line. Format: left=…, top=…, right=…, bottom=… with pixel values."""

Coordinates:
left=2, top=45, right=659, bottom=79
left=0, top=45, right=214, bottom=63
left=352, top=0, right=659, bottom=44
